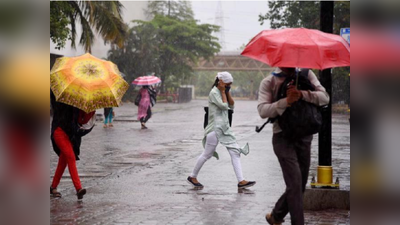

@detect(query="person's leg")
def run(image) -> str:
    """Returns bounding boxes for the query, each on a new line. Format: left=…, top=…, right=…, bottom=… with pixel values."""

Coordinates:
left=143, top=107, right=152, bottom=123
left=295, top=135, right=313, bottom=193
left=104, top=114, right=109, bottom=127
left=108, top=108, right=114, bottom=127
left=270, top=134, right=290, bottom=221
left=140, top=117, right=147, bottom=129
left=271, top=133, right=304, bottom=225
left=227, top=149, right=244, bottom=182
left=190, top=132, right=218, bottom=178
left=51, top=154, right=67, bottom=189
left=53, top=128, right=82, bottom=191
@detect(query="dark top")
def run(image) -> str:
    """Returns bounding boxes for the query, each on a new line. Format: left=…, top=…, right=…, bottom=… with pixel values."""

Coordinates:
left=104, top=108, right=112, bottom=118
left=50, top=91, right=82, bottom=160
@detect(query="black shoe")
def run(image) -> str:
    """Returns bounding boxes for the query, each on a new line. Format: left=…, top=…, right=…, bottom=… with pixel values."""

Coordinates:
left=77, top=188, right=86, bottom=200
left=50, top=187, right=62, bottom=198
left=238, top=181, right=256, bottom=189
left=265, top=213, right=284, bottom=225
left=187, top=176, right=204, bottom=188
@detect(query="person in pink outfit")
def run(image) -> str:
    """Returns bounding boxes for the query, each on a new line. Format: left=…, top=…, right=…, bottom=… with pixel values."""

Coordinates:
left=137, top=86, right=156, bottom=129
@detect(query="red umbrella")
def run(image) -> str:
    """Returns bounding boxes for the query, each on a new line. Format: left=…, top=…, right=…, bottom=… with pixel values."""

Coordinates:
left=132, top=75, right=161, bottom=86
left=241, top=28, right=350, bottom=70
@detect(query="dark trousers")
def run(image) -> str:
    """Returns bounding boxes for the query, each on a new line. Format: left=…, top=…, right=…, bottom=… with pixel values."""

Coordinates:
left=272, top=132, right=313, bottom=225
left=140, top=107, right=152, bottom=123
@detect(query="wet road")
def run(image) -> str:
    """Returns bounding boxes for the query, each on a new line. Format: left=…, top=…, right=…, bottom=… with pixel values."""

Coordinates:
left=50, top=100, right=350, bottom=224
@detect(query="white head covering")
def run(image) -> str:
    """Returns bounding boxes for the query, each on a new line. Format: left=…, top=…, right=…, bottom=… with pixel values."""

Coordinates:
left=216, top=71, right=233, bottom=83
left=274, top=68, right=282, bottom=74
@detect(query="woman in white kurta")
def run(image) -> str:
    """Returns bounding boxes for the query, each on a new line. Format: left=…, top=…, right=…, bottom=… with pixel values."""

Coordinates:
left=187, top=72, right=256, bottom=189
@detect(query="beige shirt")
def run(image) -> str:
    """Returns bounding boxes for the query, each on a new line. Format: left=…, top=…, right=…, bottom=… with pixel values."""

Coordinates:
left=257, top=69, right=330, bottom=133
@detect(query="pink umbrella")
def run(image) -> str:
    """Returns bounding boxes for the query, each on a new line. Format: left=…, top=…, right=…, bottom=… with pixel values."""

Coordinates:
left=132, top=75, right=161, bottom=86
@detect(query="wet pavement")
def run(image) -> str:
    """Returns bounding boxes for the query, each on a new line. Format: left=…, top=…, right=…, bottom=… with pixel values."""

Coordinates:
left=50, top=100, right=350, bottom=224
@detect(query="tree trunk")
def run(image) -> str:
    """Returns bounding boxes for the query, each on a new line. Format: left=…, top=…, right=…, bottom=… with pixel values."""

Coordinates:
left=160, top=74, right=166, bottom=93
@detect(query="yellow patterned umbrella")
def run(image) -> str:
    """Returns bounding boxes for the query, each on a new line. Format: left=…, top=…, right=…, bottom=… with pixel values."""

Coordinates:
left=50, top=53, right=129, bottom=113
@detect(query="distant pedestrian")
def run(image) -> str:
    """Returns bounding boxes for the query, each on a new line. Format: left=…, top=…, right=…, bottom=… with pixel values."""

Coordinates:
left=136, top=86, right=157, bottom=129
left=50, top=91, right=95, bottom=200
left=258, top=68, right=329, bottom=225
left=103, top=107, right=114, bottom=128
left=187, top=72, right=256, bottom=189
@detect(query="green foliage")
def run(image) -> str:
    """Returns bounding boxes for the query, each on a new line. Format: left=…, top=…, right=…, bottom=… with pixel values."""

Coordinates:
left=50, top=1, right=127, bottom=52
left=146, top=0, right=194, bottom=21
left=50, top=2, right=73, bottom=50
left=332, top=67, right=350, bottom=104
left=259, top=1, right=350, bottom=34
left=108, top=9, right=221, bottom=99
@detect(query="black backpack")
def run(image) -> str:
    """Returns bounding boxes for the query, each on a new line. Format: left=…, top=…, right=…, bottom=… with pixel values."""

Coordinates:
left=256, top=69, right=323, bottom=140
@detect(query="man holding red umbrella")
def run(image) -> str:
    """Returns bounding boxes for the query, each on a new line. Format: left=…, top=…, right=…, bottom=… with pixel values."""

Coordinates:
left=242, top=27, right=348, bottom=224
left=258, top=67, right=329, bottom=224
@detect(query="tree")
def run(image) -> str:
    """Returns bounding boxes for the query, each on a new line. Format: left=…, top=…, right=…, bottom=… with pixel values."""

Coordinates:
left=259, top=1, right=350, bottom=34
left=108, top=12, right=221, bottom=97
left=145, top=0, right=194, bottom=21
left=107, top=20, right=160, bottom=101
left=50, top=2, right=73, bottom=50
left=50, top=1, right=127, bottom=52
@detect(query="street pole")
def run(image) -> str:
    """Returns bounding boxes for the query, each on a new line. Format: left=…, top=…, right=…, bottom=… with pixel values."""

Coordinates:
left=319, top=1, right=333, bottom=166
left=312, top=1, right=337, bottom=188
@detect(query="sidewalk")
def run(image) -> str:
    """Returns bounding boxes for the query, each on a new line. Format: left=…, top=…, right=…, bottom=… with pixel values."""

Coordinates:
left=51, top=100, right=350, bottom=224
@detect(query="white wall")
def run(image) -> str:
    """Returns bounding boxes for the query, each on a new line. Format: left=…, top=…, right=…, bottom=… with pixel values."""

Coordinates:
left=50, top=1, right=148, bottom=58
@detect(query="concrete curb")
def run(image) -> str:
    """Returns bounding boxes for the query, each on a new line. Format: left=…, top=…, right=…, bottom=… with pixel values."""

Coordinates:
left=304, top=188, right=350, bottom=210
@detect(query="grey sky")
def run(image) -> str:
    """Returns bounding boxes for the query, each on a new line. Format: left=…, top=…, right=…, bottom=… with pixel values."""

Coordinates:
left=190, top=1, right=271, bottom=51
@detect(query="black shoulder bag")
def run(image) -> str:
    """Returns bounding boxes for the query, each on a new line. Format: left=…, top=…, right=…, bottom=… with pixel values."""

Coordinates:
left=256, top=69, right=323, bottom=140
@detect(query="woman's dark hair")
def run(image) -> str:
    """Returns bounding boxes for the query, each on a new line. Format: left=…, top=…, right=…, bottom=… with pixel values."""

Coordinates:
left=212, top=77, right=219, bottom=89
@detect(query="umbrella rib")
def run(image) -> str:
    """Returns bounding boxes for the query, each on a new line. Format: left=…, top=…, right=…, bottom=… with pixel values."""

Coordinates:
left=100, top=75, right=126, bottom=107
left=51, top=74, right=80, bottom=100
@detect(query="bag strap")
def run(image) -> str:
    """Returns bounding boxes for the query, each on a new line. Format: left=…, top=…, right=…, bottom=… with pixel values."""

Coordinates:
left=255, top=117, right=277, bottom=133
left=299, top=68, right=309, bottom=78
left=256, top=69, right=311, bottom=133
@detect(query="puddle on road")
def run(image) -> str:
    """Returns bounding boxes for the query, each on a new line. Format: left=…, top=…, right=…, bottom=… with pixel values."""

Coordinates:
left=125, top=152, right=161, bottom=159
left=51, top=172, right=111, bottom=179
left=174, top=191, right=238, bottom=196
left=237, top=189, right=255, bottom=194
left=103, top=146, right=122, bottom=157
left=180, top=139, right=199, bottom=143
left=175, top=187, right=256, bottom=196
left=236, top=125, right=258, bottom=128
left=163, top=140, right=199, bottom=147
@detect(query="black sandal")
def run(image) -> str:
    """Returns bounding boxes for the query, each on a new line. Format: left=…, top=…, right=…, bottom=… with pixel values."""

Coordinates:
left=77, top=188, right=87, bottom=200
left=238, top=181, right=256, bottom=189
left=50, top=187, right=62, bottom=198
